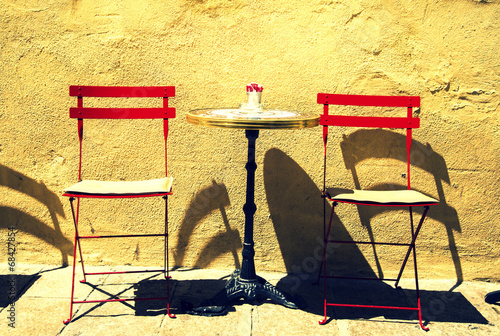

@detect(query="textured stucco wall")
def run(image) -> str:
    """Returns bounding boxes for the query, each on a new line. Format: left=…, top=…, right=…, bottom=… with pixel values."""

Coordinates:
left=0, top=0, right=499, bottom=283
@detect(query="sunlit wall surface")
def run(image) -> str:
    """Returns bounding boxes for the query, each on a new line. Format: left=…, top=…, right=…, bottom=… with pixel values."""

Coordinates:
left=0, top=0, right=499, bottom=282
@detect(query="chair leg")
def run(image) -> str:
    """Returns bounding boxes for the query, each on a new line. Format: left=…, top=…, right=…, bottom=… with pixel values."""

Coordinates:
left=164, top=196, right=176, bottom=318
left=64, top=197, right=82, bottom=324
left=315, top=196, right=326, bottom=285
left=319, top=202, right=337, bottom=325
left=315, top=197, right=335, bottom=284
left=73, top=198, right=87, bottom=284
left=411, top=208, right=429, bottom=331
left=394, top=206, right=430, bottom=331
left=394, top=206, right=430, bottom=289
left=64, top=233, right=78, bottom=324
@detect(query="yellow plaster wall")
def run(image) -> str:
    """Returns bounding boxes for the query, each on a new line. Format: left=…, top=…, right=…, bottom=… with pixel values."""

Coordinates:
left=0, top=0, right=499, bottom=283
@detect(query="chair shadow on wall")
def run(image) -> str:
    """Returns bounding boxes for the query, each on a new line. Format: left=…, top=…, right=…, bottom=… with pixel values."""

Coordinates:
left=173, top=180, right=241, bottom=270
left=337, top=129, right=462, bottom=287
left=0, top=164, right=73, bottom=266
left=263, top=134, right=483, bottom=325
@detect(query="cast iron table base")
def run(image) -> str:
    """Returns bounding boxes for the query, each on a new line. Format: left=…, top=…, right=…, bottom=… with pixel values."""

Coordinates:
left=186, top=130, right=297, bottom=314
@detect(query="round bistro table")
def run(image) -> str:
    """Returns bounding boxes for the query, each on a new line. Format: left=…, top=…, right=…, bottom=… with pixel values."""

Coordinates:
left=186, top=93, right=319, bottom=312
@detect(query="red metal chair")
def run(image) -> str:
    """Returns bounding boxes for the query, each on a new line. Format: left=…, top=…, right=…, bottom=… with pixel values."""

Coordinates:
left=62, top=86, right=176, bottom=324
left=317, top=93, right=439, bottom=330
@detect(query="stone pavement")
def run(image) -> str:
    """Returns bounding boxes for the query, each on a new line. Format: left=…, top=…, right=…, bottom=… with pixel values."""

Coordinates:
left=2, top=264, right=500, bottom=335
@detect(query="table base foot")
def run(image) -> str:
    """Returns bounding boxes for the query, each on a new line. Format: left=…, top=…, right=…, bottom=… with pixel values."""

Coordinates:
left=221, top=269, right=298, bottom=309
left=183, top=270, right=297, bottom=316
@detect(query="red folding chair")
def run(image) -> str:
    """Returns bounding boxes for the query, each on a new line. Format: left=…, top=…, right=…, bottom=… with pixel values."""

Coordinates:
left=62, top=86, right=176, bottom=324
left=317, top=93, right=438, bottom=330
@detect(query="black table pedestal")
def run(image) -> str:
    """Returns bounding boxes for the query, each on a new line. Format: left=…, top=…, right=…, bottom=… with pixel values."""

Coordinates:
left=186, top=130, right=296, bottom=315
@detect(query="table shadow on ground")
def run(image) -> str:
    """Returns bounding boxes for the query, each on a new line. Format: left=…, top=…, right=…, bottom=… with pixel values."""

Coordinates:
left=134, top=277, right=237, bottom=316
left=135, top=276, right=309, bottom=316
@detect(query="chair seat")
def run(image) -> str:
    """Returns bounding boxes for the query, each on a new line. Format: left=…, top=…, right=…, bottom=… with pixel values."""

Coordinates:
left=63, top=177, right=173, bottom=196
left=327, top=188, right=438, bottom=206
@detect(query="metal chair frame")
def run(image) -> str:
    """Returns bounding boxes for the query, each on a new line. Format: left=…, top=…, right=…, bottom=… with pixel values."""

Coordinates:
left=63, top=86, right=176, bottom=324
left=317, top=93, right=438, bottom=330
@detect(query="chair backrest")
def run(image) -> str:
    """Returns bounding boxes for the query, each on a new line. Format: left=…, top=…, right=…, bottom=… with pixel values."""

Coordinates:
left=69, top=86, right=176, bottom=181
left=318, top=93, right=420, bottom=190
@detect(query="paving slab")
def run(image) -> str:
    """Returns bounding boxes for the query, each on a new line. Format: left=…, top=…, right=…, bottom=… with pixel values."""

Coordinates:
left=2, top=265, right=500, bottom=335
